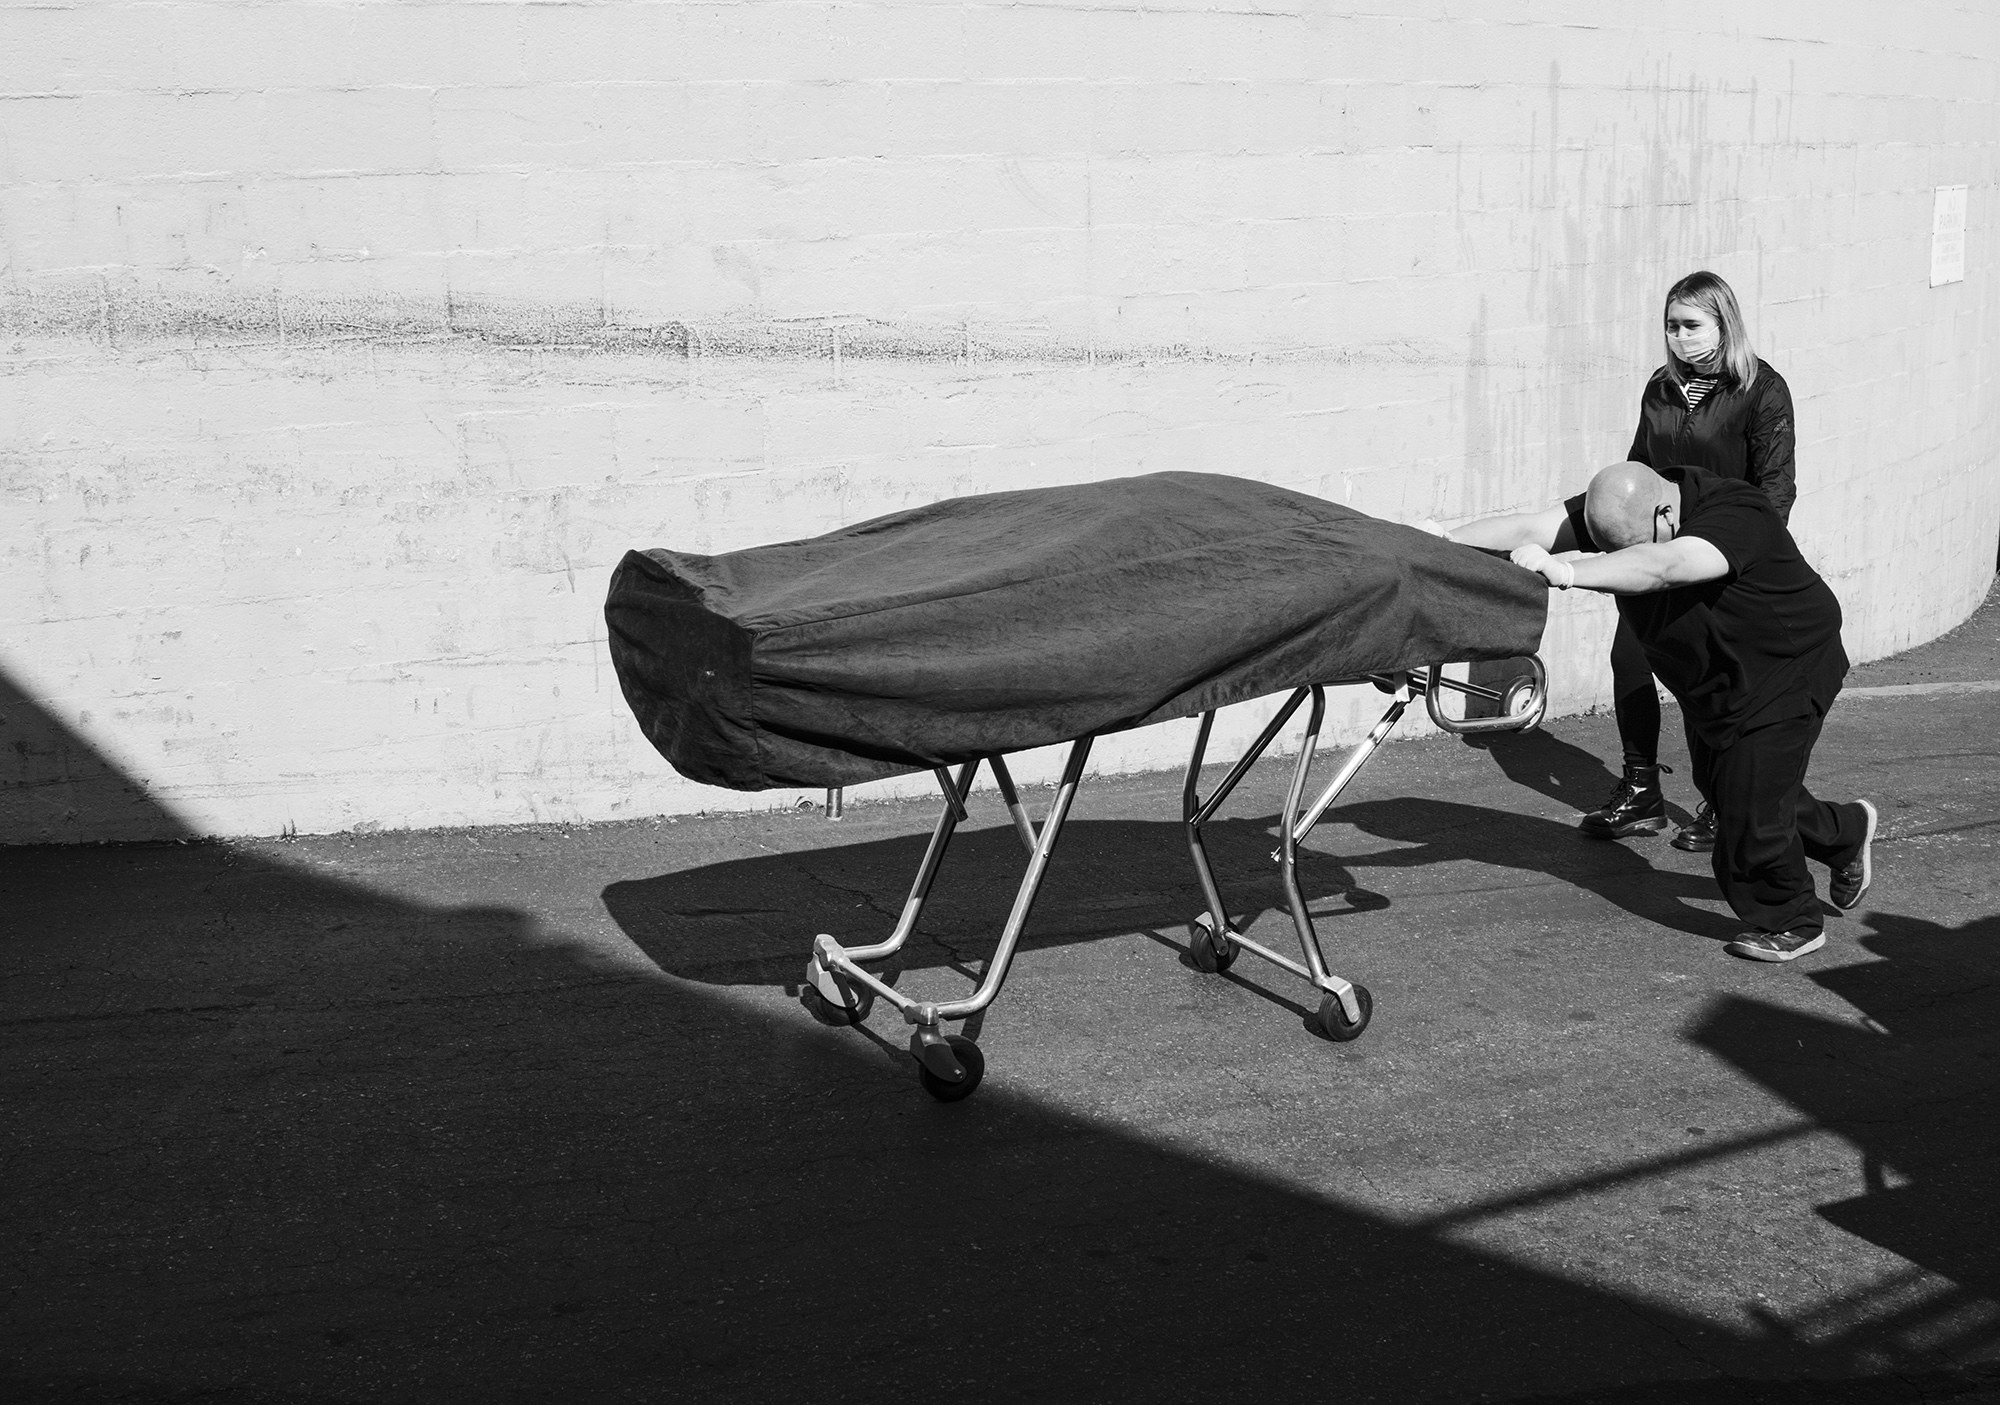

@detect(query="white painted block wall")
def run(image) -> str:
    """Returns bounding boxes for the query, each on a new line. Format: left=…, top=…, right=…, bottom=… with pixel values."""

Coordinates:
left=3, top=0, right=1996, bottom=842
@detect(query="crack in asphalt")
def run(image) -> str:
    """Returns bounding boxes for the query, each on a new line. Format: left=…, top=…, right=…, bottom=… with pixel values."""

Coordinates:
left=792, top=862, right=1007, bottom=974
left=794, top=864, right=904, bottom=929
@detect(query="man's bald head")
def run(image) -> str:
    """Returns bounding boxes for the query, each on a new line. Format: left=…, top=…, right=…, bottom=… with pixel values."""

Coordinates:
left=1584, top=462, right=1674, bottom=550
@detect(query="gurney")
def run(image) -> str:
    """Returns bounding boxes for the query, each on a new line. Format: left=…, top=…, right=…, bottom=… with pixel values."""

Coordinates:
left=606, top=471, right=1550, bottom=1100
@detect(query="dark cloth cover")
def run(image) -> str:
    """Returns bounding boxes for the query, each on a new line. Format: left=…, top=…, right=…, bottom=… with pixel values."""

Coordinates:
left=607, top=471, right=1549, bottom=791
left=1627, top=358, right=1798, bottom=522
left=1566, top=465, right=1846, bottom=749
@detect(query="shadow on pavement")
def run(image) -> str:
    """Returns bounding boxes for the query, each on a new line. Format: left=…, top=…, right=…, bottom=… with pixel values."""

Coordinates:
left=1690, top=912, right=2000, bottom=1371
left=5, top=675, right=1997, bottom=1403
left=603, top=790, right=1725, bottom=998
left=1332, top=796, right=1729, bottom=938
left=604, top=812, right=1355, bottom=990
left=3, top=835, right=1993, bottom=1405
left=1458, top=725, right=1624, bottom=813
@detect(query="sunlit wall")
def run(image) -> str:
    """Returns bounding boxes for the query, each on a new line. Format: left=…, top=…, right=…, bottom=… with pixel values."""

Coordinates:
left=3, top=0, right=1995, bottom=840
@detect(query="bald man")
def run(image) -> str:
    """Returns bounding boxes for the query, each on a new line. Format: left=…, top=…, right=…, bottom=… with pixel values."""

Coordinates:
left=1442, top=462, right=1876, bottom=962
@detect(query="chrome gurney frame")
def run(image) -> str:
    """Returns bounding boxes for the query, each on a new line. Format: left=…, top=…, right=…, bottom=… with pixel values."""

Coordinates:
left=804, top=658, right=1546, bottom=1100
left=1182, top=659, right=1547, bottom=1042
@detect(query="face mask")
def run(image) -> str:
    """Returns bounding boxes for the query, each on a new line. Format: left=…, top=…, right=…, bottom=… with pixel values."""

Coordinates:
left=1670, top=327, right=1721, bottom=369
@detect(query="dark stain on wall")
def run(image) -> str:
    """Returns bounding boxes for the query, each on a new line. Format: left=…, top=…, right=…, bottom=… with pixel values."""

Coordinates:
left=0, top=278, right=1457, bottom=368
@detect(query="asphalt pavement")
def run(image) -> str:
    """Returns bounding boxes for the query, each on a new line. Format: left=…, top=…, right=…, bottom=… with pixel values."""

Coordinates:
left=4, top=589, right=1998, bottom=1403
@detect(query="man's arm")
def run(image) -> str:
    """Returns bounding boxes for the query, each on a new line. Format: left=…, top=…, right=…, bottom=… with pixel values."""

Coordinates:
left=1445, top=503, right=1579, bottom=553
left=1514, top=537, right=1730, bottom=594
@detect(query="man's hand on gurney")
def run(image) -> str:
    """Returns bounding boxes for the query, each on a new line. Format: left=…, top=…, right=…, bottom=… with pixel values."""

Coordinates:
left=1513, top=539, right=1730, bottom=597
left=1511, top=543, right=1589, bottom=590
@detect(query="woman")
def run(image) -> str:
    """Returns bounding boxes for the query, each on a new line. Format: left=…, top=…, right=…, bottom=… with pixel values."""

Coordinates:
left=1581, top=270, right=1798, bottom=851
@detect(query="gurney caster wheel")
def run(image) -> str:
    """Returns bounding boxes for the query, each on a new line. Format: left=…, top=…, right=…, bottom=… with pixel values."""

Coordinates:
left=915, top=1035, right=985, bottom=1102
left=1188, top=913, right=1238, bottom=973
left=802, top=982, right=873, bottom=1027
left=1317, top=984, right=1374, bottom=1042
left=1503, top=678, right=1540, bottom=727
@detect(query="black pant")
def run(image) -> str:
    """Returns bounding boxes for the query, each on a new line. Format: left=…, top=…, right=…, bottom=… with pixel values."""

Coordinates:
left=1683, top=701, right=1866, bottom=936
left=1610, top=616, right=1662, bottom=770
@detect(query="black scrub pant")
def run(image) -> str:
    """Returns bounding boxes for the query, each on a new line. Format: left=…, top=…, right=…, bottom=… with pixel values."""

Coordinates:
left=1683, top=699, right=1867, bottom=936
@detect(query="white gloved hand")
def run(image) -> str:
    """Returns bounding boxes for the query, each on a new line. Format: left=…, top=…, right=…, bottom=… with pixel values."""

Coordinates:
left=1510, top=543, right=1574, bottom=589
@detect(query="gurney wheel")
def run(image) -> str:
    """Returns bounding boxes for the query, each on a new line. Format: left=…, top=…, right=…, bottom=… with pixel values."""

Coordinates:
left=802, top=982, right=873, bottom=1027
left=915, top=1036, right=985, bottom=1102
left=1187, top=913, right=1238, bottom=973
left=1317, top=984, right=1374, bottom=1042
left=1503, top=678, right=1540, bottom=726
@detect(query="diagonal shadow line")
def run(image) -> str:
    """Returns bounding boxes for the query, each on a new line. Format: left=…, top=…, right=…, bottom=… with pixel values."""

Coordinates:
left=1132, top=924, right=1318, bottom=1020
left=8, top=668, right=1999, bottom=1401
left=1415, top=1120, right=1823, bottom=1231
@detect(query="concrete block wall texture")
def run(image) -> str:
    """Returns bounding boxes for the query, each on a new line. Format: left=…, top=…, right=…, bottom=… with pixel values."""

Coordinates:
left=2, top=0, right=1996, bottom=843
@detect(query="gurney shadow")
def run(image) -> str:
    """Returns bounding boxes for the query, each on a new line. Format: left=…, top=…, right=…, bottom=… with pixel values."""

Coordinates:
left=602, top=784, right=1731, bottom=1009
left=601, top=815, right=1370, bottom=996
left=1330, top=795, right=1733, bottom=939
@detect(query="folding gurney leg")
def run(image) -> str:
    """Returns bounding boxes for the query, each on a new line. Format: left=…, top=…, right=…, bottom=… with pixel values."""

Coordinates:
left=1181, top=659, right=1548, bottom=1041
left=804, top=737, right=1094, bottom=1101
left=1182, top=685, right=1378, bottom=1041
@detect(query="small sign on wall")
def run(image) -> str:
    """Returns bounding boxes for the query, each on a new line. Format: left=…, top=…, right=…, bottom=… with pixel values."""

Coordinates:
left=1931, top=184, right=1967, bottom=287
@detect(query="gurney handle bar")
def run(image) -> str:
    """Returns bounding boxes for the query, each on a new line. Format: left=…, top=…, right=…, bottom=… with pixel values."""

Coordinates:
left=1417, top=656, right=1548, bottom=735
left=1285, top=656, right=1545, bottom=847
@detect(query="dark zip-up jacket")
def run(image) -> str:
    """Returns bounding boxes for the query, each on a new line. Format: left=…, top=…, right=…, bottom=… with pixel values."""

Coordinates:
left=1626, top=358, right=1797, bottom=524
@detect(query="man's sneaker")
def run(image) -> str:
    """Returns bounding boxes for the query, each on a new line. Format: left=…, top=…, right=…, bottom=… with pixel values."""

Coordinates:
left=1828, top=799, right=1878, bottom=911
left=1672, top=800, right=1717, bottom=853
left=1579, top=764, right=1670, bottom=839
left=1726, top=930, right=1828, bottom=963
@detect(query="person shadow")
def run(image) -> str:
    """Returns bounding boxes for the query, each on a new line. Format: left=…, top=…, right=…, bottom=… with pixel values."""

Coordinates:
left=1323, top=794, right=1730, bottom=940
left=1687, top=911, right=2000, bottom=1366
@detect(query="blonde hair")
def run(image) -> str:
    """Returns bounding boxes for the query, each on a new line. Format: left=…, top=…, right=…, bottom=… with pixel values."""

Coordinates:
left=1662, top=270, right=1759, bottom=389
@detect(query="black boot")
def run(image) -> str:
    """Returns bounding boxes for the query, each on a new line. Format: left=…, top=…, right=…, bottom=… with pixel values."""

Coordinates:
left=1672, top=800, right=1718, bottom=852
left=1580, top=763, right=1669, bottom=839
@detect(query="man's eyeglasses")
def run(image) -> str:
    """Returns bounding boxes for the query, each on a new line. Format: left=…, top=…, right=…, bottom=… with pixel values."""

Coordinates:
left=1652, top=505, right=1673, bottom=545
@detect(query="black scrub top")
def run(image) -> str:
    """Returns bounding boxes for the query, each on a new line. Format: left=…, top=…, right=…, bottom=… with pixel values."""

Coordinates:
left=1566, top=466, right=1846, bottom=747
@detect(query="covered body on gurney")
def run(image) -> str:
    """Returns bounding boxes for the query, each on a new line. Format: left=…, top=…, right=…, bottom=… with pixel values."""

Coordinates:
left=606, top=471, right=1549, bottom=1098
